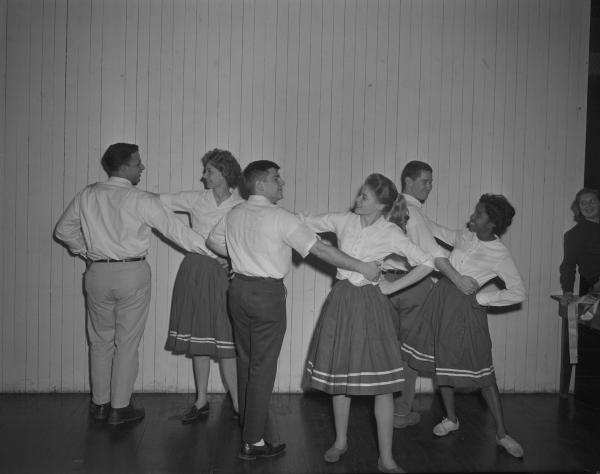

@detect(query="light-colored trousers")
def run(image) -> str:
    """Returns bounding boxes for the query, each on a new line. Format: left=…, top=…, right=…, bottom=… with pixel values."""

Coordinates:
left=84, top=260, right=151, bottom=408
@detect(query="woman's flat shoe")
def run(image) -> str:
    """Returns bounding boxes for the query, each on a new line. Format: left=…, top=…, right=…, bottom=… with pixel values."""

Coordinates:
left=181, top=402, right=209, bottom=424
left=377, top=459, right=406, bottom=473
left=496, top=434, right=524, bottom=458
left=323, top=445, right=347, bottom=463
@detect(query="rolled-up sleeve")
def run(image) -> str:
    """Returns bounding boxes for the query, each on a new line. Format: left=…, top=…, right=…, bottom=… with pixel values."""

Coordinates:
left=54, top=193, right=87, bottom=256
left=281, top=212, right=318, bottom=258
left=476, top=256, right=526, bottom=307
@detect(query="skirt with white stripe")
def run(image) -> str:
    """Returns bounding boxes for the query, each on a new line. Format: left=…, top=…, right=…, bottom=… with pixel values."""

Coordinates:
left=164, top=253, right=236, bottom=359
left=302, top=280, right=405, bottom=396
left=400, top=277, right=496, bottom=388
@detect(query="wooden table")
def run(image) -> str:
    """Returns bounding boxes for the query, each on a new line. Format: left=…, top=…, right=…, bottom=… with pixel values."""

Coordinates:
left=552, top=294, right=600, bottom=396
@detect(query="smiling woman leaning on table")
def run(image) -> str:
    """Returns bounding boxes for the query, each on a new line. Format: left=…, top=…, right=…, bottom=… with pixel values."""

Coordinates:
left=556, top=188, right=600, bottom=399
left=559, top=188, right=600, bottom=304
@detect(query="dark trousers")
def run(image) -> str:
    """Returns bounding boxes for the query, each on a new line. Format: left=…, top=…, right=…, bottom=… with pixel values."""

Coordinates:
left=228, top=274, right=287, bottom=444
left=387, top=275, right=434, bottom=414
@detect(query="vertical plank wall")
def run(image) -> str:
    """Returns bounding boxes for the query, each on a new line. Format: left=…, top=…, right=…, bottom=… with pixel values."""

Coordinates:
left=0, top=0, right=590, bottom=393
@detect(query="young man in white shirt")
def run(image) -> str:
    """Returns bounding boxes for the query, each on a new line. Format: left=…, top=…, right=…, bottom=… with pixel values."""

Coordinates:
left=207, top=160, right=380, bottom=461
left=388, top=160, right=478, bottom=428
left=55, top=143, right=207, bottom=425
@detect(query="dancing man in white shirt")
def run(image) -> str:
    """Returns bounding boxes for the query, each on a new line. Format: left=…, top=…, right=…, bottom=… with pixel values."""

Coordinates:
left=55, top=143, right=207, bottom=426
left=207, top=160, right=380, bottom=461
left=388, top=161, right=479, bottom=429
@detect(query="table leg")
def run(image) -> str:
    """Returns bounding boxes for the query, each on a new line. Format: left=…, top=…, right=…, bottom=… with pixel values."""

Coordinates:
left=560, top=317, right=576, bottom=397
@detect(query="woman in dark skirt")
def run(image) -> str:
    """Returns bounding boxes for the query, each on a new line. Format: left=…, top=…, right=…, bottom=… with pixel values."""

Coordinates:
left=160, top=149, right=242, bottom=422
left=380, top=194, right=527, bottom=458
left=301, top=174, right=435, bottom=474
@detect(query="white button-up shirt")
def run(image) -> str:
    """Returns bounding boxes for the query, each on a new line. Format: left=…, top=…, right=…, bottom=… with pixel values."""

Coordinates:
left=209, top=195, right=317, bottom=279
left=404, top=193, right=449, bottom=260
left=55, top=177, right=206, bottom=260
left=160, top=189, right=243, bottom=258
left=429, top=226, right=526, bottom=306
left=300, top=212, right=434, bottom=287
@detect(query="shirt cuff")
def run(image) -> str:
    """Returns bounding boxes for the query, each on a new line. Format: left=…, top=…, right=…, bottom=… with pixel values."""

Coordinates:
left=475, top=292, right=490, bottom=306
left=298, top=236, right=318, bottom=258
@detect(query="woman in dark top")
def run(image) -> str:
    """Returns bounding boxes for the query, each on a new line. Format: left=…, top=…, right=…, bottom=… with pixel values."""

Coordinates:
left=560, top=188, right=600, bottom=304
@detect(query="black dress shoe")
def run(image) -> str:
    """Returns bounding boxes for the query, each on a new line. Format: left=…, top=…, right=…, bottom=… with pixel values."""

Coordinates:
left=89, top=401, right=111, bottom=421
left=181, top=402, right=209, bottom=424
left=107, top=404, right=145, bottom=425
left=239, top=441, right=286, bottom=460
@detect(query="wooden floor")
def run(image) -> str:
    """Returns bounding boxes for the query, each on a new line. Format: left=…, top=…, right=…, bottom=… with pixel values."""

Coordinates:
left=0, top=391, right=599, bottom=474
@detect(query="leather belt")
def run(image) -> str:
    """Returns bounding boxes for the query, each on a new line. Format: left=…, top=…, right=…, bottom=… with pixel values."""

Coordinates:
left=382, top=269, right=408, bottom=275
left=233, top=273, right=283, bottom=283
left=90, top=257, right=146, bottom=263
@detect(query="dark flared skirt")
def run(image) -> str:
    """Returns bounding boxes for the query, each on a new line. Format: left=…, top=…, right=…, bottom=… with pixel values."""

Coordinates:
left=400, top=277, right=496, bottom=388
left=303, top=280, right=405, bottom=396
left=164, top=253, right=236, bottom=359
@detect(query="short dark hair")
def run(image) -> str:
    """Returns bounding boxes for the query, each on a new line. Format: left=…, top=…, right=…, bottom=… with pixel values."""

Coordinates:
left=571, top=187, right=600, bottom=222
left=101, top=143, right=139, bottom=175
left=240, top=160, right=280, bottom=198
left=400, top=160, right=432, bottom=191
left=201, top=149, right=242, bottom=188
left=479, top=193, right=516, bottom=236
left=363, top=173, right=399, bottom=214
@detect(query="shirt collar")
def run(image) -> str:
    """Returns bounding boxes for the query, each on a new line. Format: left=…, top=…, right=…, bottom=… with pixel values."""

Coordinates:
left=107, top=176, right=134, bottom=188
left=247, top=195, right=277, bottom=206
left=372, top=215, right=388, bottom=228
left=468, top=230, right=500, bottom=245
left=353, top=213, right=387, bottom=229
left=210, top=188, right=241, bottom=206
left=402, top=193, right=423, bottom=208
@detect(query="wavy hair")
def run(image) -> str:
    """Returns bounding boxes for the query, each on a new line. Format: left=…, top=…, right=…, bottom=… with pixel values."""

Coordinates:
left=201, top=149, right=242, bottom=189
left=570, top=188, right=600, bottom=222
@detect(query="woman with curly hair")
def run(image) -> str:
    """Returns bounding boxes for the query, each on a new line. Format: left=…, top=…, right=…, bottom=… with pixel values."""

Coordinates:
left=160, top=149, right=242, bottom=422
left=380, top=194, right=527, bottom=458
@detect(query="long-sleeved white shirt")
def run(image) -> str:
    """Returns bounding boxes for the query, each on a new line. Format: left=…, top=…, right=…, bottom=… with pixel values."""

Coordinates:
left=208, top=195, right=317, bottom=279
left=160, top=189, right=243, bottom=258
left=300, top=211, right=434, bottom=287
left=428, top=225, right=526, bottom=307
left=55, top=177, right=206, bottom=260
left=404, top=193, right=449, bottom=260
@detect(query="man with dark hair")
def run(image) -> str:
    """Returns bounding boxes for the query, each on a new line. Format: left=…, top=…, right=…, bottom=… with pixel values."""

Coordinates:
left=400, top=160, right=433, bottom=202
left=388, top=160, right=478, bottom=429
left=55, top=143, right=207, bottom=425
left=207, top=160, right=380, bottom=461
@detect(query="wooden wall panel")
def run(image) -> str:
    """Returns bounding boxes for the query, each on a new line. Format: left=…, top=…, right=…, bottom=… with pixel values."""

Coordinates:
left=0, top=0, right=590, bottom=394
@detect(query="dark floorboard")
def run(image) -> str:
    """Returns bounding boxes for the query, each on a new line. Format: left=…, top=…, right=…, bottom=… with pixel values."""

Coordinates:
left=0, top=392, right=599, bottom=474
